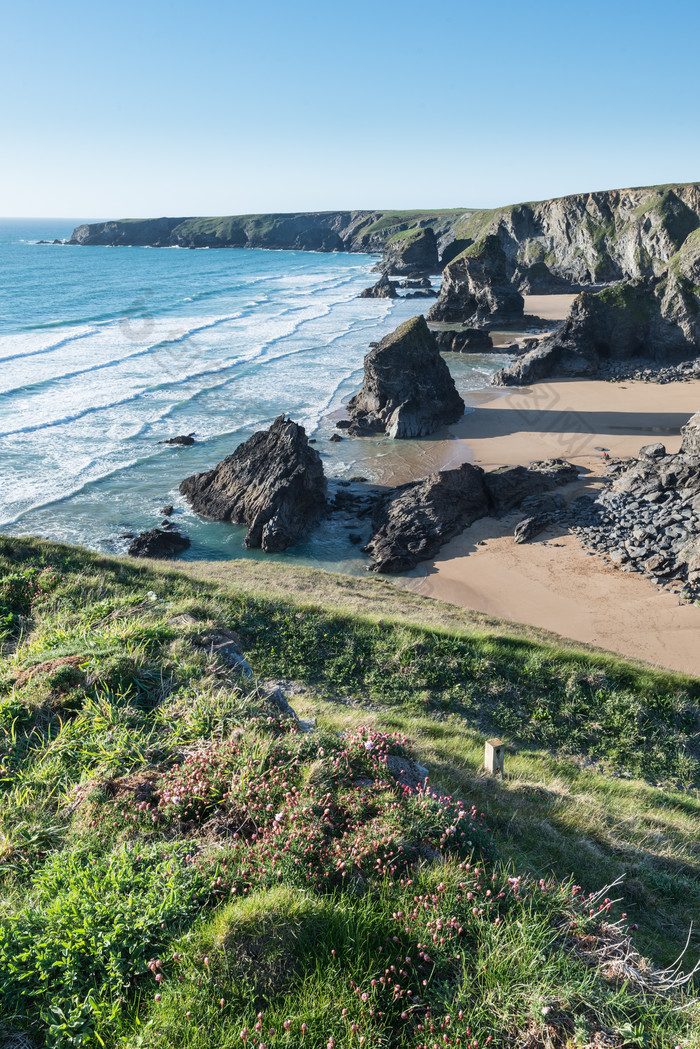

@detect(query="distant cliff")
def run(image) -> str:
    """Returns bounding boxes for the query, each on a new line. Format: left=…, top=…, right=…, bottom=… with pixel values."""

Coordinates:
left=68, top=209, right=465, bottom=265
left=68, top=184, right=700, bottom=286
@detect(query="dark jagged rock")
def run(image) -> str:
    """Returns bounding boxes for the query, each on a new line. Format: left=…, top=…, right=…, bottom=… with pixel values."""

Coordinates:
left=179, top=415, right=326, bottom=552
left=128, top=528, right=190, bottom=559
left=381, top=227, right=439, bottom=275
left=494, top=233, right=700, bottom=385
left=160, top=505, right=174, bottom=516
left=404, top=289, right=437, bottom=299
left=359, top=273, right=398, bottom=299
left=432, top=328, right=494, bottom=353
left=484, top=460, right=579, bottom=514
left=427, top=236, right=524, bottom=325
left=363, top=463, right=489, bottom=572
left=346, top=316, right=464, bottom=439
left=159, top=433, right=196, bottom=446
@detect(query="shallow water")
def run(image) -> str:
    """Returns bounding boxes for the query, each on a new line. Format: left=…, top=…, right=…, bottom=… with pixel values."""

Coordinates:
left=0, top=219, right=509, bottom=571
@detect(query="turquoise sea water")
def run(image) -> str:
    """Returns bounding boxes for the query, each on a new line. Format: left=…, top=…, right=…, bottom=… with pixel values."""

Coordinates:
left=0, top=219, right=509, bottom=570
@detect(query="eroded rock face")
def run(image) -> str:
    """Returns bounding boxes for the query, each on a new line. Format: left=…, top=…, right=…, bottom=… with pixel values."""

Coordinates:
left=347, top=316, right=465, bottom=439
left=363, top=463, right=489, bottom=572
left=428, top=236, right=524, bottom=325
left=179, top=416, right=326, bottom=552
left=359, top=273, right=398, bottom=299
left=128, top=528, right=190, bottom=559
left=381, top=227, right=439, bottom=275
left=494, top=235, right=700, bottom=385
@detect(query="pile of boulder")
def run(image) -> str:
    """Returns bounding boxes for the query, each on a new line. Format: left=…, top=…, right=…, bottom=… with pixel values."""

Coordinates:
left=568, top=412, right=700, bottom=597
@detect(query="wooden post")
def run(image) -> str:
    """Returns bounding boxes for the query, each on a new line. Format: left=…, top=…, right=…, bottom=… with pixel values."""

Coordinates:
left=485, top=738, right=504, bottom=776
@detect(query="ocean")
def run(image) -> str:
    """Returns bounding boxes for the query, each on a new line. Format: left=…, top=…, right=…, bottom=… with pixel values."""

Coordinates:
left=0, top=219, right=509, bottom=570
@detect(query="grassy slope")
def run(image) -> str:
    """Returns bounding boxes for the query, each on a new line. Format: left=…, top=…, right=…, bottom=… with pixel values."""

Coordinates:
left=1, top=536, right=699, bottom=1049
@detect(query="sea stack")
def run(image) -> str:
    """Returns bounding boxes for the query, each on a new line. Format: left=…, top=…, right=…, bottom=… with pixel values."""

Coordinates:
left=346, top=315, right=465, bottom=439
left=427, top=235, right=524, bottom=325
left=179, top=416, right=327, bottom=552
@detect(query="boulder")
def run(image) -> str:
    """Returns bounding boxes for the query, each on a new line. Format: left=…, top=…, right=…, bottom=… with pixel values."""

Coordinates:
left=639, top=442, right=667, bottom=459
left=381, top=227, right=439, bottom=276
left=128, top=528, right=190, bottom=559
left=681, top=411, right=700, bottom=455
left=359, top=273, right=398, bottom=299
left=179, top=415, right=326, bottom=552
left=364, top=463, right=490, bottom=572
left=346, top=316, right=465, bottom=439
left=427, top=236, right=524, bottom=325
left=432, top=328, right=494, bottom=353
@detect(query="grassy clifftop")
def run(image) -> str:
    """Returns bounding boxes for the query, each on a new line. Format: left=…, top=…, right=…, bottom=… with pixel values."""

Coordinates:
left=1, top=536, right=699, bottom=1048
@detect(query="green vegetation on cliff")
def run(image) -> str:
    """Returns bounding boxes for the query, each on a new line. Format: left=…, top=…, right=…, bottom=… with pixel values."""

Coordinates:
left=1, top=537, right=698, bottom=1048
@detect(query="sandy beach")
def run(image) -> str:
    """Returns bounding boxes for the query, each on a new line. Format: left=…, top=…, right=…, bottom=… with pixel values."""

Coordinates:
left=398, top=376, right=700, bottom=676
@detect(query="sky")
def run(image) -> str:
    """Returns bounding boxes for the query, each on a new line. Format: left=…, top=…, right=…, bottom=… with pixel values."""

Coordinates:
left=1, top=0, right=699, bottom=218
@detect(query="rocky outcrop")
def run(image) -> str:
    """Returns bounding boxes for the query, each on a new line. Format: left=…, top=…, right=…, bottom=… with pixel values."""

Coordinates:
left=364, top=458, right=577, bottom=572
left=432, top=328, right=494, bottom=353
left=363, top=463, right=490, bottom=572
left=381, top=227, right=439, bottom=275
left=457, top=184, right=700, bottom=286
left=359, top=273, right=398, bottom=299
left=128, top=528, right=190, bottom=558
left=495, top=234, right=700, bottom=384
left=427, top=236, right=524, bottom=325
left=179, top=416, right=326, bottom=552
left=346, top=316, right=465, bottom=438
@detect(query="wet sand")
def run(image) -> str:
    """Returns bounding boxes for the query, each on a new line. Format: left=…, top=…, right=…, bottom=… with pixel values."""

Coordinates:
left=399, top=376, right=700, bottom=676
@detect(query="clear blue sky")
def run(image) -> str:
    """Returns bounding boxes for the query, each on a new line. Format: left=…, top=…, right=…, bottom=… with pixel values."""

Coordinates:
left=2, top=0, right=699, bottom=217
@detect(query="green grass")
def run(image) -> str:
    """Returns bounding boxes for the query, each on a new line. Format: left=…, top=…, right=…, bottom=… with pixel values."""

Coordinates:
left=0, top=536, right=698, bottom=1048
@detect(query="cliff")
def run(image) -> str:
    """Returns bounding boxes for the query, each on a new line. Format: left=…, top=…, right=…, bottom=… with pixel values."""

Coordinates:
left=68, top=209, right=464, bottom=260
left=494, top=229, right=700, bottom=384
left=68, top=184, right=700, bottom=284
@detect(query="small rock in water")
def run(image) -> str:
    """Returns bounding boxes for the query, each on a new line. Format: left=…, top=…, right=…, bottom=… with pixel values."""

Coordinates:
left=159, top=433, right=196, bottom=446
